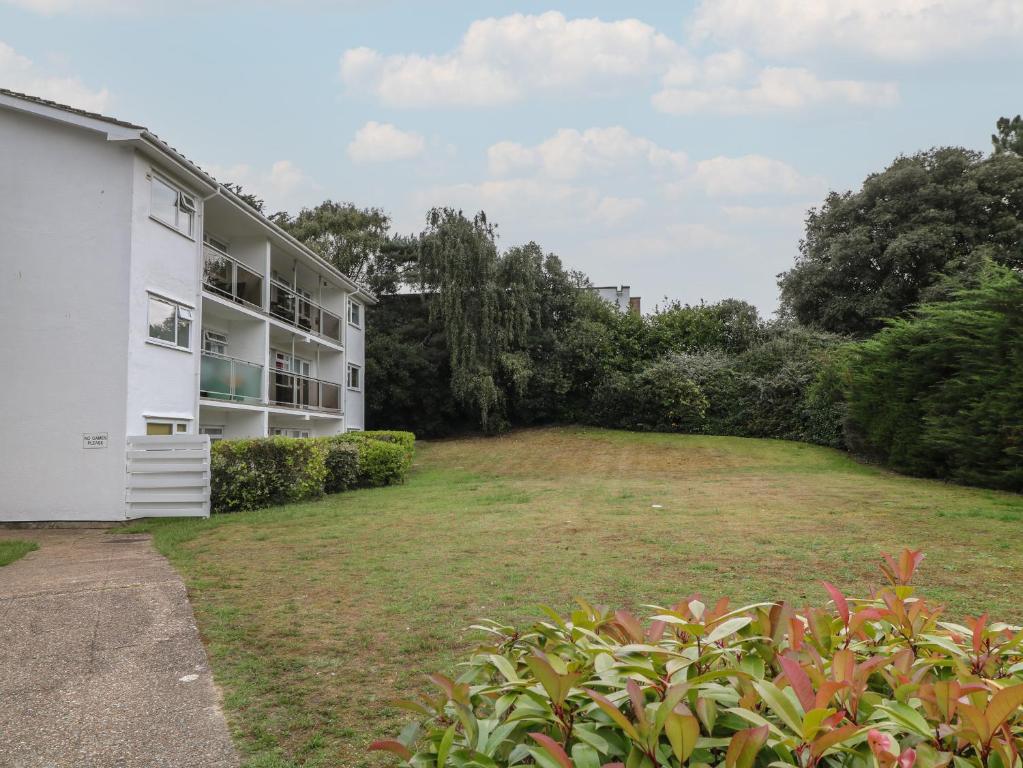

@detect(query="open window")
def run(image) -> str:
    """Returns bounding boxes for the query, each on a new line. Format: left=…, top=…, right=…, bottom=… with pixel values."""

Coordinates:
left=147, top=294, right=192, bottom=350
left=150, top=173, right=196, bottom=237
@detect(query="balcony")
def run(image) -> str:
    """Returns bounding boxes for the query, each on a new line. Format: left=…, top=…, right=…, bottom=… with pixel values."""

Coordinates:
left=269, top=280, right=343, bottom=344
left=200, top=353, right=264, bottom=404
left=203, top=245, right=263, bottom=310
left=268, top=370, right=341, bottom=414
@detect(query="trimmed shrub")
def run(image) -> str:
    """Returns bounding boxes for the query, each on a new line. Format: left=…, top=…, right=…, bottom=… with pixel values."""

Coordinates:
left=319, top=438, right=361, bottom=494
left=363, top=430, right=416, bottom=460
left=210, top=437, right=327, bottom=514
left=372, top=549, right=1023, bottom=768
left=337, top=432, right=414, bottom=487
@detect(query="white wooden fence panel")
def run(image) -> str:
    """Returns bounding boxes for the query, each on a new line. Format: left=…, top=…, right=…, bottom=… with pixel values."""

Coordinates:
left=126, top=435, right=210, bottom=518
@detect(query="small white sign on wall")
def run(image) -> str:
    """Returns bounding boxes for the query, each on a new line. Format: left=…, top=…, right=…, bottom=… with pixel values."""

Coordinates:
left=82, top=432, right=109, bottom=449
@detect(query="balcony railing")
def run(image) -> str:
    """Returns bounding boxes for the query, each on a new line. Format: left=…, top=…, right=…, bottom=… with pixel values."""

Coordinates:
left=268, top=280, right=343, bottom=344
left=268, top=369, right=341, bottom=414
left=200, top=353, right=264, bottom=404
left=203, top=246, right=264, bottom=310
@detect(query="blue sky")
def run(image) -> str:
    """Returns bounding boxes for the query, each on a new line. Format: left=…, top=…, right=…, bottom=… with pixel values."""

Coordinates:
left=2, top=1, right=1020, bottom=312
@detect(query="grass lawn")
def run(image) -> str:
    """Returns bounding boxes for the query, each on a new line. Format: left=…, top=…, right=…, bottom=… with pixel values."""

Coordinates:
left=0, top=539, right=38, bottom=567
left=125, top=426, right=1023, bottom=768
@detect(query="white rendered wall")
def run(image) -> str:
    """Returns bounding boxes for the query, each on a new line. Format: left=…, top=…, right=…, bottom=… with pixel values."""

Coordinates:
left=345, top=298, right=366, bottom=430
left=124, top=154, right=203, bottom=436
left=0, top=111, right=133, bottom=520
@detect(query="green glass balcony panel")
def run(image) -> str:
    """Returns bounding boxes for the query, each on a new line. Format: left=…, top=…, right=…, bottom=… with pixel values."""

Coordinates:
left=200, top=354, right=233, bottom=399
left=234, top=361, right=263, bottom=401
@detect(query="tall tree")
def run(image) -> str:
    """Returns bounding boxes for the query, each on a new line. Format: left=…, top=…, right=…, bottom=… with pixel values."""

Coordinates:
left=275, top=201, right=392, bottom=291
left=992, top=115, right=1023, bottom=155
left=778, top=145, right=1023, bottom=335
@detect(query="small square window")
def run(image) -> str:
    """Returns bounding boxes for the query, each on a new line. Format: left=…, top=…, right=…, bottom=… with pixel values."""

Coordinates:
left=145, top=419, right=189, bottom=435
left=148, top=295, right=192, bottom=350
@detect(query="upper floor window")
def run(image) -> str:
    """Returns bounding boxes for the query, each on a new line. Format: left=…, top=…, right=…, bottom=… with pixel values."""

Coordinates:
left=151, top=174, right=196, bottom=237
left=348, top=299, right=362, bottom=328
left=148, top=294, right=192, bottom=350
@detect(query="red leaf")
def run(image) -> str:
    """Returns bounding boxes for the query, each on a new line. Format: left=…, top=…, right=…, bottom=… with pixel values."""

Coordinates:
left=529, top=733, right=574, bottom=768
left=370, top=740, right=413, bottom=761
left=822, top=581, right=850, bottom=625
left=778, top=654, right=815, bottom=714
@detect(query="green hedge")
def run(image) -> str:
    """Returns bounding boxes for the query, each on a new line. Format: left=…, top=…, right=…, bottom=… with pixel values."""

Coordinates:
left=334, top=430, right=415, bottom=487
left=210, top=431, right=416, bottom=513
left=319, top=439, right=361, bottom=493
left=210, top=437, right=328, bottom=514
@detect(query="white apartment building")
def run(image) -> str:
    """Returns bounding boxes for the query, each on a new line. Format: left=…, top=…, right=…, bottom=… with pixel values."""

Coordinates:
left=0, top=89, right=375, bottom=521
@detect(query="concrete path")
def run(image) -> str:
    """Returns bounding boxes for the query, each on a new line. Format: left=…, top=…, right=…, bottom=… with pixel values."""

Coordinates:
left=0, top=529, right=238, bottom=768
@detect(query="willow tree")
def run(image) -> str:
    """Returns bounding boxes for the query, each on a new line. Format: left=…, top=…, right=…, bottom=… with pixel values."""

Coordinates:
left=417, top=208, right=546, bottom=431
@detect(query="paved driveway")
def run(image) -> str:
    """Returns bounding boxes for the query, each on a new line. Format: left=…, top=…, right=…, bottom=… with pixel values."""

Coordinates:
left=0, top=529, right=238, bottom=768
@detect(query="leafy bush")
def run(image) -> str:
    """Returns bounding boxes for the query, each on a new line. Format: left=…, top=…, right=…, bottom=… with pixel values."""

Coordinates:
left=373, top=550, right=1023, bottom=768
left=844, top=265, right=1023, bottom=491
left=210, top=437, right=327, bottom=514
left=336, top=431, right=415, bottom=487
left=592, top=361, right=707, bottom=433
left=319, top=438, right=361, bottom=494
left=363, top=430, right=417, bottom=460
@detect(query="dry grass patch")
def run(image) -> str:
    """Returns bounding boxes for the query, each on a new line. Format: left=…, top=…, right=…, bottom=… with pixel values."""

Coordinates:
left=126, top=427, right=1023, bottom=768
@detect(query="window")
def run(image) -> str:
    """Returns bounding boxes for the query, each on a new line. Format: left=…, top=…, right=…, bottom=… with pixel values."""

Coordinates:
left=347, top=363, right=361, bottom=391
left=150, top=174, right=196, bottom=237
left=199, top=425, right=225, bottom=442
left=271, top=427, right=310, bottom=438
left=348, top=299, right=362, bottom=328
left=148, top=295, right=192, bottom=350
left=146, top=419, right=189, bottom=435
left=203, top=233, right=229, bottom=254
left=274, top=350, right=310, bottom=376
left=203, top=329, right=228, bottom=356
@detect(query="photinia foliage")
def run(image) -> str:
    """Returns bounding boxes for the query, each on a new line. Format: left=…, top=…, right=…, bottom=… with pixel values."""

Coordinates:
left=372, top=551, right=1023, bottom=768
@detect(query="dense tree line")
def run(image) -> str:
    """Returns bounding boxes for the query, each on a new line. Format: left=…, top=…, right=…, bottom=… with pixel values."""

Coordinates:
left=266, top=115, right=1023, bottom=493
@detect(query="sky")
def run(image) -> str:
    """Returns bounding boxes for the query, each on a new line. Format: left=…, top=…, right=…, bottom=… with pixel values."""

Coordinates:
left=1, top=1, right=1020, bottom=313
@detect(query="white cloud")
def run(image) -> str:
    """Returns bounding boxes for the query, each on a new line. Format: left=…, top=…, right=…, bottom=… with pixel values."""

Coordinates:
left=680, top=154, right=826, bottom=198
left=339, top=11, right=684, bottom=107
left=413, top=178, right=645, bottom=230
left=653, top=66, right=898, bottom=115
left=205, top=160, right=321, bottom=214
left=347, top=121, right=425, bottom=163
left=488, top=127, right=687, bottom=179
left=689, top=0, right=1023, bottom=60
left=0, top=41, right=110, bottom=112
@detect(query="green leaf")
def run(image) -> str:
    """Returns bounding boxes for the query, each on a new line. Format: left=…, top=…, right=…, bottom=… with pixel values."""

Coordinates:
left=753, top=681, right=804, bottom=736
left=490, top=654, right=521, bottom=682
left=664, top=711, right=701, bottom=764
left=873, top=703, right=933, bottom=739
left=437, top=724, right=456, bottom=768
left=571, top=743, right=601, bottom=768
left=706, top=617, right=753, bottom=644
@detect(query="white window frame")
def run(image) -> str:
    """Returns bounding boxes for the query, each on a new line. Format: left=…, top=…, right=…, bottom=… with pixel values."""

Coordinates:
left=347, top=363, right=362, bottom=391
left=203, top=328, right=229, bottom=356
left=348, top=299, right=362, bottom=328
left=270, top=427, right=311, bottom=439
left=149, top=172, right=197, bottom=238
left=199, top=425, right=225, bottom=442
left=147, top=293, right=193, bottom=351
left=145, top=417, right=190, bottom=435
left=203, top=233, right=230, bottom=254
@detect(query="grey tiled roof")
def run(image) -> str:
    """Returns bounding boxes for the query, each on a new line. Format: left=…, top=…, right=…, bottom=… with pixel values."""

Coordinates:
left=0, top=87, right=146, bottom=130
